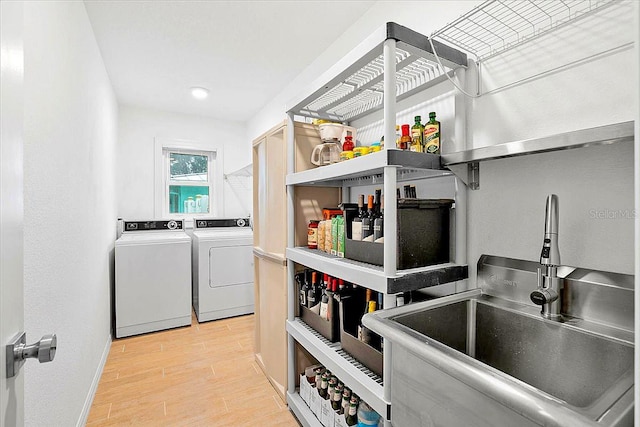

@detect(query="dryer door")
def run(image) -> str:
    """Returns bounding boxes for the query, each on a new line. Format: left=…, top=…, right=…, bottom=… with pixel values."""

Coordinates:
left=209, top=244, right=253, bottom=287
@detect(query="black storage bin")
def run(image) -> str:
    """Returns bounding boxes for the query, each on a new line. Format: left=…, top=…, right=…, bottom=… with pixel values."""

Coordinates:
left=338, top=293, right=383, bottom=377
left=345, top=198, right=453, bottom=270
left=296, top=273, right=340, bottom=342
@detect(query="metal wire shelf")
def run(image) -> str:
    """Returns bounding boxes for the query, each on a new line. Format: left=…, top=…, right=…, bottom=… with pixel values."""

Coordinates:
left=431, top=0, right=620, bottom=61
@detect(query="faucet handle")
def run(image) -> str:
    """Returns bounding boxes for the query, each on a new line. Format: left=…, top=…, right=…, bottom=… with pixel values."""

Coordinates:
left=530, top=288, right=558, bottom=306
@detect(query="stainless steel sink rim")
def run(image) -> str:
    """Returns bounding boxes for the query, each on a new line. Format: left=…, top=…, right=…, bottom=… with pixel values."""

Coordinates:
left=363, top=289, right=634, bottom=427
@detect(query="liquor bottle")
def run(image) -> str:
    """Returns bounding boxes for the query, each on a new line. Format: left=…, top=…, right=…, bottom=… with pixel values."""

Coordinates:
left=319, top=286, right=329, bottom=320
left=373, top=189, right=382, bottom=218
left=307, top=271, right=317, bottom=310
left=373, top=195, right=384, bottom=243
left=399, top=124, right=411, bottom=150
left=334, top=278, right=347, bottom=302
left=345, top=396, right=359, bottom=426
left=361, top=195, right=375, bottom=241
left=351, top=194, right=366, bottom=241
left=423, top=111, right=441, bottom=154
left=299, top=272, right=308, bottom=307
left=357, top=289, right=374, bottom=344
left=410, top=115, right=424, bottom=152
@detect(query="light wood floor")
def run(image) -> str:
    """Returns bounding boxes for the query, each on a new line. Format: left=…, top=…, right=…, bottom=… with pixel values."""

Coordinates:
left=86, top=313, right=299, bottom=426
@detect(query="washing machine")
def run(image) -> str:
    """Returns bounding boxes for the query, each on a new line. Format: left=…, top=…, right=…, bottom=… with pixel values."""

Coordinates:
left=115, top=219, right=192, bottom=338
left=192, top=217, right=254, bottom=322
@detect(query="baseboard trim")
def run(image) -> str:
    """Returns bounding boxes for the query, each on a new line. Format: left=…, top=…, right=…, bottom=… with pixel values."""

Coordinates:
left=76, top=333, right=111, bottom=427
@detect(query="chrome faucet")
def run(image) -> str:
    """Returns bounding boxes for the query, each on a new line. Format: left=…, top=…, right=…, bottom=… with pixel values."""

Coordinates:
left=530, top=194, right=562, bottom=319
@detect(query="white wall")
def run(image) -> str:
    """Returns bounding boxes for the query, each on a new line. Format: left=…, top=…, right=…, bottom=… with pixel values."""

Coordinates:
left=117, top=105, right=252, bottom=220
left=23, top=2, right=117, bottom=426
left=250, top=0, right=637, bottom=280
left=247, top=1, right=480, bottom=141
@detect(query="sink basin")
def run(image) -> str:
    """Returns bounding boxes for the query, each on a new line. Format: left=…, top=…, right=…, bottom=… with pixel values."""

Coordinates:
left=363, top=290, right=635, bottom=426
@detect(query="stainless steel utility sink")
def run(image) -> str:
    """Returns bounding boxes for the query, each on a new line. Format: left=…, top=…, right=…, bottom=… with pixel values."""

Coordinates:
left=363, top=290, right=635, bottom=427
left=394, top=295, right=634, bottom=410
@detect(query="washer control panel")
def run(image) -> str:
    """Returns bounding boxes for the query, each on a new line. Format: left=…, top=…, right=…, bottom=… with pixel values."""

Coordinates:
left=124, top=220, right=184, bottom=232
left=194, top=218, right=251, bottom=229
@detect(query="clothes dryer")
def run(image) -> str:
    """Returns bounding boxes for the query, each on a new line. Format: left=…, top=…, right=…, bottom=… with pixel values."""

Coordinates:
left=115, top=219, right=191, bottom=338
left=192, top=218, right=253, bottom=322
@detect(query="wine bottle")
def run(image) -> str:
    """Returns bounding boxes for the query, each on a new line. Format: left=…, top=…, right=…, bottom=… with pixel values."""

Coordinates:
left=319, top=286, right=329, bottom=320
left=351, top=194, right=365, bottom=240
left=373, top=195, right=384, bottom=243
left=297, top=272, right=307, bottom=307
left=361, top=195, right=375, bottom=242
left=357, top=289, right=373, bottom=343
left=307, top=271, right=317, bottom=310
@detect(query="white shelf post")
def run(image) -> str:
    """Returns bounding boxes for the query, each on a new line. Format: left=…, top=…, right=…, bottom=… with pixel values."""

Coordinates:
left=286, top=112, right=296, bottom=395
left=383, top=38, right=397, bottom=278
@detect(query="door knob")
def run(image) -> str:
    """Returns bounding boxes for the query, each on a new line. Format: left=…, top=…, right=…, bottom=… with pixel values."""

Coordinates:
left=6, top=332, right=57, bottom=378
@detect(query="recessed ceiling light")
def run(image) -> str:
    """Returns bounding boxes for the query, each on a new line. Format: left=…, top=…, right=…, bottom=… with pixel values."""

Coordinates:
left=191, top=87, right=209, bottom=100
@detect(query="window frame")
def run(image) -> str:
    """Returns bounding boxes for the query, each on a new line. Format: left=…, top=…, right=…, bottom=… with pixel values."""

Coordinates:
left=154, top=138, right=224, bottom=222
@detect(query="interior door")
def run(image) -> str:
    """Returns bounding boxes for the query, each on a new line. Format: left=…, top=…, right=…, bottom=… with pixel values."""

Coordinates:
left=1, top=1, right=25, bottom=425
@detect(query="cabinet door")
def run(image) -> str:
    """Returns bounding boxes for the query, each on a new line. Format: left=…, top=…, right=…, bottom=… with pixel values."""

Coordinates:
left=263, top=129, right=287, bottom=255
left=252, top=126, right=286, bottom=256
left=255, top=256, right=287, bottom=398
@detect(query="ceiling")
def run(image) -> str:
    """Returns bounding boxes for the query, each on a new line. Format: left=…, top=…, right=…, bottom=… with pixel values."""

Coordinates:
left=84, top=1, right=376, bottom=122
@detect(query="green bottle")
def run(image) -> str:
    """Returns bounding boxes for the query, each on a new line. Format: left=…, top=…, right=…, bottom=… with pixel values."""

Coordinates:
left=423, top=112, right=441, bottom=154
left=345, top=399, right=358, bottom=426
left=410, top=116, right=424, bottom=152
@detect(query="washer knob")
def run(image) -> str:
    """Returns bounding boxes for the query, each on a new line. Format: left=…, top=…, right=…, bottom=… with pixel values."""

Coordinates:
left=167, top=220, right=178, bottom=230
left=236, top=218, right=246, bottom=227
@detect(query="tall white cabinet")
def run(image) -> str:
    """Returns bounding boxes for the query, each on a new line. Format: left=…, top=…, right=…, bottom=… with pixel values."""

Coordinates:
left=283, top=23, right=469, bottom=426
left=252, top=121, right=340, bottom=400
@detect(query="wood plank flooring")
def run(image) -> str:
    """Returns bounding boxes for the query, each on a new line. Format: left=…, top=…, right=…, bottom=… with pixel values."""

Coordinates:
left=86, top=313, right=299, bottom=426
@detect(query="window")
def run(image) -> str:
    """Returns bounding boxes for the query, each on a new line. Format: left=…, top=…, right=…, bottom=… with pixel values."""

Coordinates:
left=167, top=150, right=212, bottom=214
left=155, top=139, right=223, bottom=221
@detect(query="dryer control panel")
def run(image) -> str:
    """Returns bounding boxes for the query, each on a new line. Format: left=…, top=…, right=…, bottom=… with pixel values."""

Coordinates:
left=124, top=220, right=184, bottom=232
left=194, top=218, right=251, bottom=229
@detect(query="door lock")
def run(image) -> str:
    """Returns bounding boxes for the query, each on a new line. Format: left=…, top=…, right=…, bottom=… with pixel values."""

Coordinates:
left=6, top=332, right=57, bottom=378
